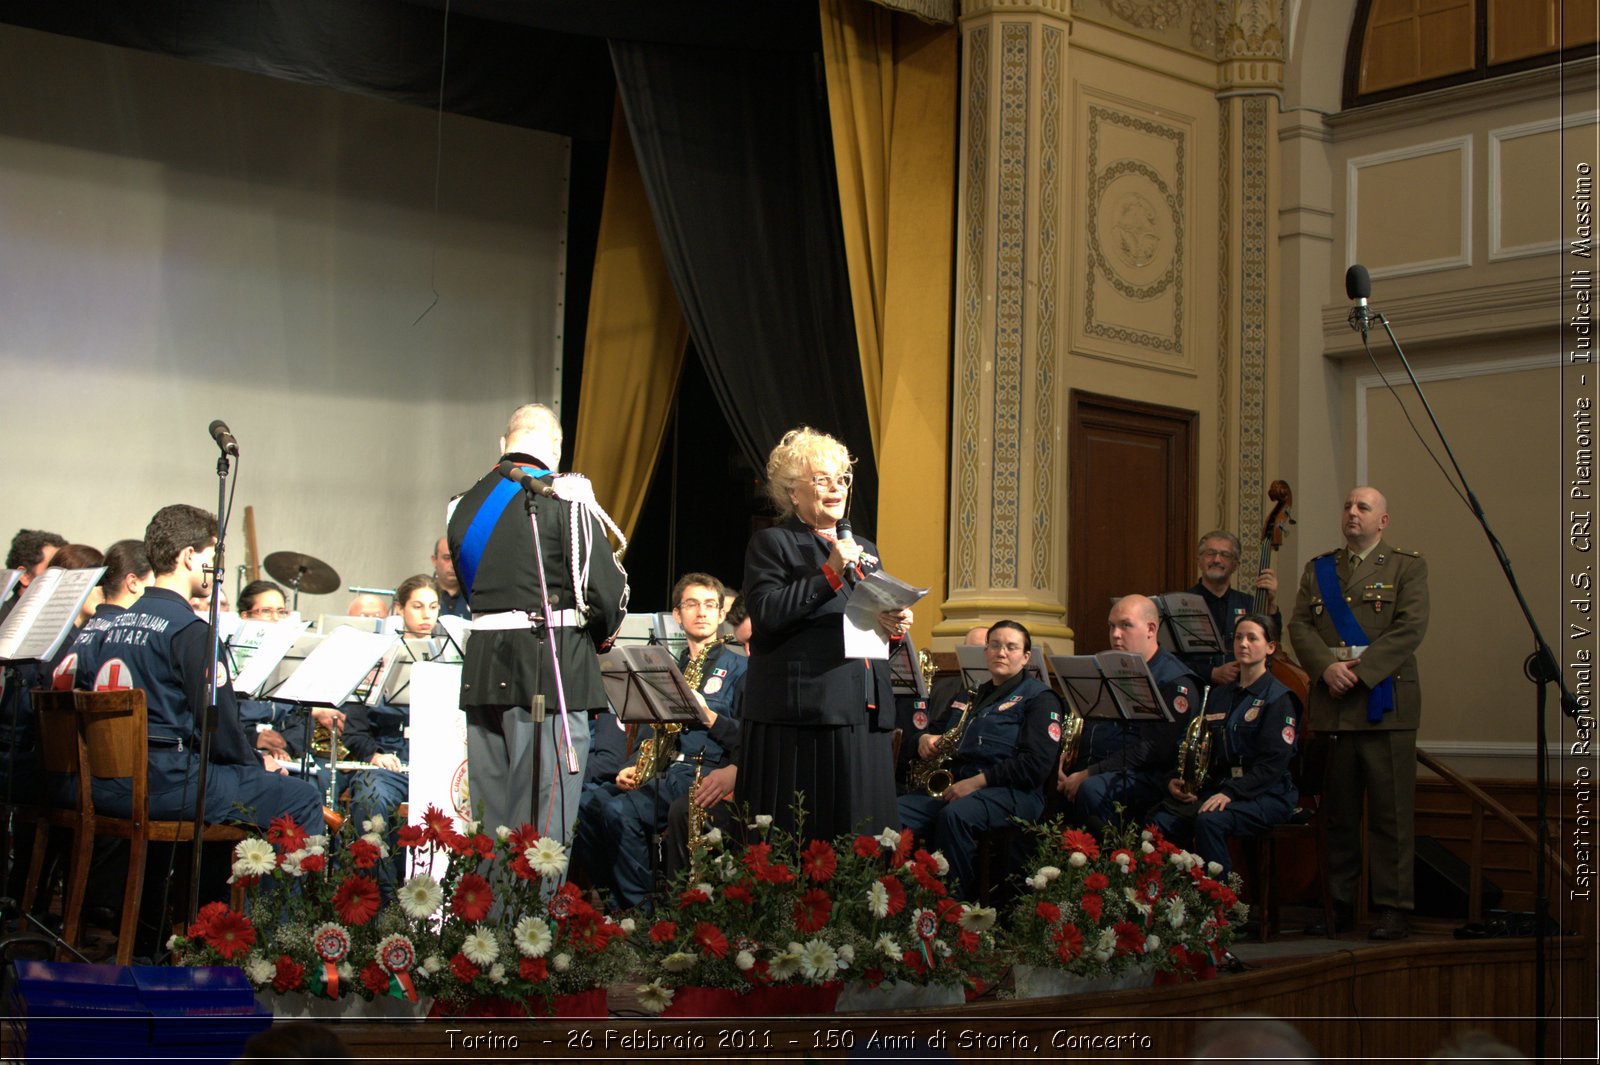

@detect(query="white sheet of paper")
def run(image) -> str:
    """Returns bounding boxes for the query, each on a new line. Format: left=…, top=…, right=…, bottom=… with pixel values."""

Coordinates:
left=0, top=567, right=106, bottom=662
left=273, top=626, right=397, bottom=706
left=230, top=619, right=312, bottom=697
left=843, top=570, right=928, bottom=661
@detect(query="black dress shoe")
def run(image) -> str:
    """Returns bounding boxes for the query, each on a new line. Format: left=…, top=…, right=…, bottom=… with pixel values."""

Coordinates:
left=1304, top=903, right=1353, bottom=936
left=1369, top=907, right=1410, bottom=941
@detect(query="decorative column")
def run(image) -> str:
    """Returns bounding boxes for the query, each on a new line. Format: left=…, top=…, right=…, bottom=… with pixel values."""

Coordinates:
left=1214, top=0, right=1284, bottom=585
left=934, top=0, right=1073, bottom=648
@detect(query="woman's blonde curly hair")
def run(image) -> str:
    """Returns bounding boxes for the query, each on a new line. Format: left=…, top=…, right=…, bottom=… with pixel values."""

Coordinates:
left=764, top=426, right=854, bottom=519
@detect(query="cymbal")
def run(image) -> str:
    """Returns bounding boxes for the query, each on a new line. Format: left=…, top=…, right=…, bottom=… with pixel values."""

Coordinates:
left=263, top=550, right=341, bottom=595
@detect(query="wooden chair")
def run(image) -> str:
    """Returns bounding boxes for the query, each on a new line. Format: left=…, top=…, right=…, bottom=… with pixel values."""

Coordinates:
left=1244, top=731, right=1337, bottom=941
left=20, top=689, right=91, bottom=960
left=73, top=689, right=247, bottom=964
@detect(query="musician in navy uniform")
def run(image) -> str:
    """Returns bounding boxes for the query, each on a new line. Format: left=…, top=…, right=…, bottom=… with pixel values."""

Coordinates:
left=80, top=504, right=321, bottom=831
left=1154, top=613, right=1299, bottom=877
left=1288, top=486, right=1427, bottom=941
left=447, top=404, right=628, bottom=845
left=574, top=573, right=743, bottom=910
left=1177, top=531, right=1280, bottom=686
left=1056, top=595, right=1201, bottom=830
left=738, top=427, right=911, bottom=842
left=900, top=620, right=1062, bottom=900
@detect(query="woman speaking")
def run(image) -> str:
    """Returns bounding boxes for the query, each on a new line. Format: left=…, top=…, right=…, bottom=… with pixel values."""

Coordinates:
left=736, top=427, right=911, bottom=842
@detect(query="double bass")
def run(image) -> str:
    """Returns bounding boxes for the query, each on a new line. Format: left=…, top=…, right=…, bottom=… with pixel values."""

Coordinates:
left=1258, top=480, right=1311, bottom=706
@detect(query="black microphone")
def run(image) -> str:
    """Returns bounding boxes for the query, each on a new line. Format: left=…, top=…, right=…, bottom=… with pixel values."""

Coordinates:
left=208, top=419, right=239, bottom=457
left=1345, top=264, right=1373, bottom=336
left=835, top=518, right=862, bottom=580
left=497, top=460, right=557, bottom=497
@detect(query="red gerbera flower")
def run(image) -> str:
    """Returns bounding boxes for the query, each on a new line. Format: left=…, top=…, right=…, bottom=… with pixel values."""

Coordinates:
left=878, top=875, right=907, bottom=917
left=1080, top=893, right=1104, bottom=922
left=1052, top=923, right=1084, bottom=963
left=450, top=952, right=480, bottom=982
left=450, top=873, right=493, bottom=922
left=331, top=876, right=381, bottom=926
left=649, top=920, right=678, bottom=944
left=793, top=888, right=832, bottom=933
left=349, top=838, right=381, bottom=870
left=266, top=814, right=306, bottom=854
left=272, top=955, right=304, bottom=993
left=740, top=841, right=773, bottom=870
left=693, top=922, right=729, bottom=960
left=395, top=825, right=425, bottom=849
left=519, top=956, right=549, bottom=982
left=1114, top=920, right=1146, bottom=954
left=206, top=909, right=256, bottom=960
left=853, top=835, right=879, bottom=860
left=1060, top=827, right=1100, bottom=859
left=891, top=829, right=915, bottom=867
left=1084, top=872, right=1110, bottom=891
left=361, top=961, right=390, bottom=996
left=1034, top=900, right=1061, bottom=924
left=421, top=804, right=453, bottom=843
left=800, top=840, right=837, bottom=882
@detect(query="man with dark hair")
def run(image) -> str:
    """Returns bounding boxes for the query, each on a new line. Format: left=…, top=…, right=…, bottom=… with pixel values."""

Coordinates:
left=572, top=571, right=742, bottom=910
left=4, top=528, right=67, bottom=613
left=78, top=504, right=321, bottom=831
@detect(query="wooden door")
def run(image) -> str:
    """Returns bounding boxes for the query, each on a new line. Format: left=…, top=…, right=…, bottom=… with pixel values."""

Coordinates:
left=1068, top=391, right=1196, bottom=653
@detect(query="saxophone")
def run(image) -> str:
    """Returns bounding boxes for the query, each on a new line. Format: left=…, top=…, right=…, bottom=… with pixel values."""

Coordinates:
left=1176, top=688, right=1213, bottom=796
left=631, top=634, right=734, bottom=785
left=1058, top=709, right=1085, bottom=768
left=685, top=756, right=711, bottom=880
left=907, top=691, right=975, bottom=798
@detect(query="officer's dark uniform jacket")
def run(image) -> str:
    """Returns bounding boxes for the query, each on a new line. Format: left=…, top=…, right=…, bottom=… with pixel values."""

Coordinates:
left=673, top=640, right=745, bottom=768
left=947, top=671, right=1061, bottom=792
left=1085, top=647, right=1200, bottom=776
left=1197, top=670, right=1299, bottom=805
left=448, top=453, right=628, bottom=713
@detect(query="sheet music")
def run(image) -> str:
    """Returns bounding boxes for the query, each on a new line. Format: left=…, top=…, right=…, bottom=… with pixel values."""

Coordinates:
left=1153, top=592, right=1223, bottom=656
left=1046, top=651, right=1174, bottom=723
left=229, top=619, right=312, bottom=697
left=273, top=627, right=397, bottom=706
left=887, top=637, right=929, bottom=699
left=599, top=645, right=700, bottom=725
left=843, top=570, right=928, bottom=660
left=0, top=566, right=106, bottom=662
left=0, top=570, right=19, bottom=606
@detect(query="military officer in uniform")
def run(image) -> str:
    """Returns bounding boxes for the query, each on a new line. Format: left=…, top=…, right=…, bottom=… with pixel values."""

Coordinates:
left=899, top=619, right=1062, bottom=901
left=1056, top=594, right=1201, bottom=831
left=448, top=403, right=628, bottom=845
left=1288, top=486, right=1428, bottom=940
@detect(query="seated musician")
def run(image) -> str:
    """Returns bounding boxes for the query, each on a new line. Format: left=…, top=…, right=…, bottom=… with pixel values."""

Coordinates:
left=431, top=536, right=470, bottom=620
left=1176, top=531, right=1280, bottom=688
left=344, top=575, right=444, bottom=880
left=76, top=504, right=322, bottom=832
left=39, top=544, right=107, bottom=679
left=1152, top=613, right=1299, bottom=876
left=897, top=625, right=987, bottom=794
left=1055, top=595, right=1200, bottom=832
left=572, top=573, right=744, bottom=912
left=899, top=619, right=1062, bottom=901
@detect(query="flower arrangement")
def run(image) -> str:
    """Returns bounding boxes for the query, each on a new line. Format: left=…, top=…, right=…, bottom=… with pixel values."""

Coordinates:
left=1002, top=819, right=1247, bottom=986
left=171, top=806, right=635, bottom=1015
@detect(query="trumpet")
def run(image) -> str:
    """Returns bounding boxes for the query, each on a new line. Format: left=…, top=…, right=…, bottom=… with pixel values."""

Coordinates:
left=1175, top=689, right=1212, bottom=796
left=907, top=693, right=974, bottom=798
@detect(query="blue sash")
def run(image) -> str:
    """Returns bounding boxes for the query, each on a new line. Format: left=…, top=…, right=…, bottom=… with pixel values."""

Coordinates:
left=1313, top=555, right=1394, bottom=723
left=456, top=466, right=547, bottom=600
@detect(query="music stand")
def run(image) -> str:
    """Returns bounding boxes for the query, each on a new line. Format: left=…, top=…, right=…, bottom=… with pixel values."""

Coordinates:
left=1152, top=593, right=1223, bottom=660
left=599, top=646, right=702, bottom=733
left=887, top=637, right=929, bottom=700
left=1048, top=651, right=1177, bottom=812
left=953, top=643, right=1054, bottom=694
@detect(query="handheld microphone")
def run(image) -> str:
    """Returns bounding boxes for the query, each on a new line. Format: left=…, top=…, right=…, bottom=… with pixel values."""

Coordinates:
left=497, top=460, right=557, bottom=498
left=1345, top=264, right=1373, bottom=337
left=208, top=419, right=240, bottom=457
left=835, top=518, right=862, bottom=580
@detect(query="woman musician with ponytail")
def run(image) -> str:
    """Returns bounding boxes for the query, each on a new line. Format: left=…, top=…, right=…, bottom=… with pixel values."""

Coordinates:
left=1152, top=613, right=1300, bottom=879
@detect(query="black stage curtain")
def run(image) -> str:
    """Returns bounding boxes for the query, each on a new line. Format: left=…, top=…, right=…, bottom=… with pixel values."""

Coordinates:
left=610, top=38, right=879, bottom=537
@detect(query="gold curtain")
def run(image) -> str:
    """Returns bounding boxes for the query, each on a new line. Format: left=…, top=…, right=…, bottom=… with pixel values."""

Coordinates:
left=571, top=103, right=689, bottom=545
left=820, top=0, right=957, bottom=646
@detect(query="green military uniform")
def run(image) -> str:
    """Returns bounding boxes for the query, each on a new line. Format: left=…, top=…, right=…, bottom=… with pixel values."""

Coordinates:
left=1287, top=539, right=1428, bottom=913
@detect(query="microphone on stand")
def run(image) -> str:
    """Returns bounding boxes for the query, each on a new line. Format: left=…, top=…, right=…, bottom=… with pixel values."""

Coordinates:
left=1345, top=264, right=1373, bottom=339
left=497, top=460, right=558, bottom=497
left=208, top=419, right=240, bottom=457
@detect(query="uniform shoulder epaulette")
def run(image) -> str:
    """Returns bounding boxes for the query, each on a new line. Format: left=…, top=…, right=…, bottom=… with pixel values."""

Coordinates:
left=1311, top=549, right=1338, bottom=560
left=1389, top=547, right=1421, bottom=558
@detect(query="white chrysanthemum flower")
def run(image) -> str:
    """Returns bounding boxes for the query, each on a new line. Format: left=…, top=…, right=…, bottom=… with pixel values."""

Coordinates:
left=397, top=875, right=444, bottom=919
left=619, top=917, right=636, bottom=934
left=693, top=881, right=714, bottom=897
left=837, top=944, right=855, bottom=965
left=1028, top=874, right=1046, bottom=891
left=1141, top=829, right=1154, bottom=841
left=280, top=849, right=306, bottom=877
left=465, top=819, right=482, bottom=835
left=768, top=949, right=802, bottom=981
left=1166, top=897, right=1187, bottom=929
left=637, top=979, right=674, bottom=1014
left=489, top=963, right=507, bottom=984
left=305, top=834, right=329, bottom=852
left=735, top=949, right=755, bottom=971
left=423, top=954, right=443, bottom=974
left=718, top=855, right=740, bottom=882
left=1037, top=865, right=1062, bottom=881
left=1068, top=851, right=1088, bottom=868
left=662, top=950, right=698, bottom=973
left=753, top=814, right=773, bottom=830
left=167, top=934, right=183, bottom=951
left=1207, top=861, right=1224, bottom=876
left=875, top=828, right=901, bottom=849
left=867, top=880, right=890, bottom=919
left=1093, top=926, right=1117, bottom=962
left=244, top=953, right=275, bottom=986
left=1140, top=841, right=1155, bottom=854
left=930, top=851, right=950, bottom=876
left=876, top=934, right=902, bottom=958
left=552, top=953, right=572, bottom=973
left=1144, top=934, right=1161, bottom=953
left=232, top=837, right=276, bottom=878
left=1169, top=852, right=1187, bottom=868
left=462, top=926, right=500, bottom=965
left=702, top=827, right=722, bottom=847
left=513, top=916, right=552, bottom=958
left=362, top=814, right=385, bottom=834
left=495, top=825, right=512, bottom=841
left=960, top=905, right=997, bottom=932
left=525, top=836, right=569, bottom=877
left=1115, top=852, right=1133, bottom=869
left=800, top=939, right=838, bottom=981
